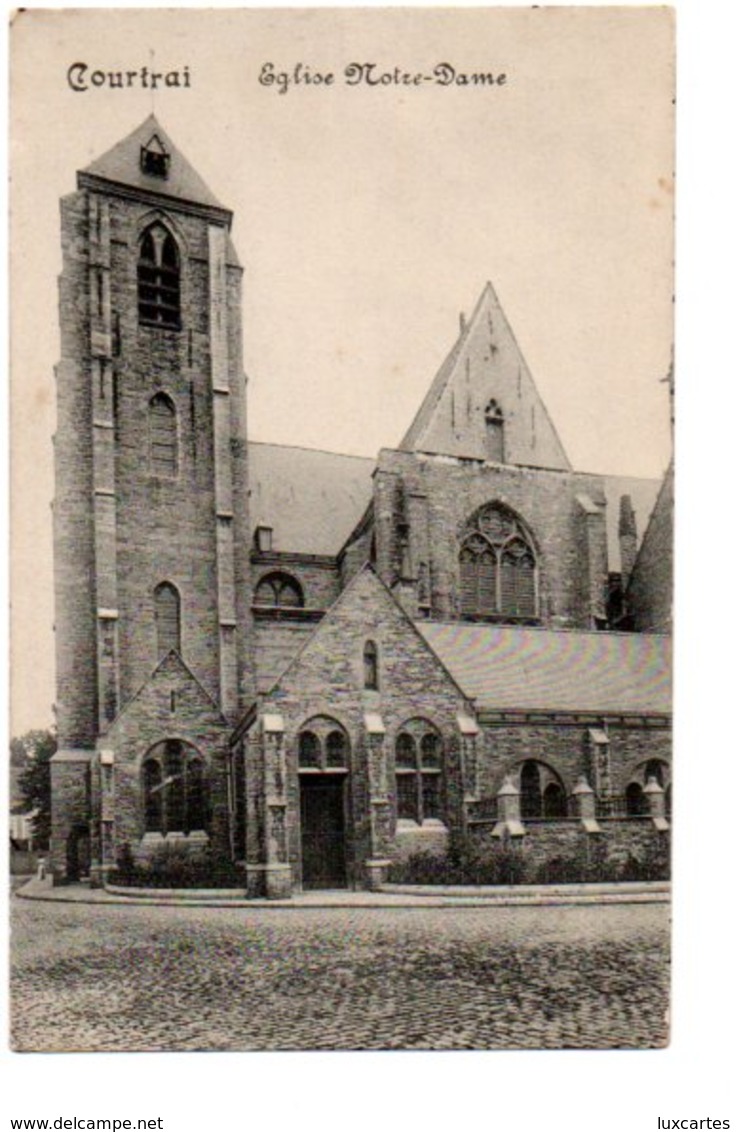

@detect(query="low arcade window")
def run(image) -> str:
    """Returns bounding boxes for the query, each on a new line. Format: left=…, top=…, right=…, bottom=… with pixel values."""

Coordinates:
left=518, top=759, right=568, bottom=819
left=254, top=572, right=304, bottom=609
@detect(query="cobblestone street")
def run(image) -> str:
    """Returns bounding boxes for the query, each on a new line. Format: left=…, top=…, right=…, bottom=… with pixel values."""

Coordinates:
left=11, top=896, right=669, bottom=1052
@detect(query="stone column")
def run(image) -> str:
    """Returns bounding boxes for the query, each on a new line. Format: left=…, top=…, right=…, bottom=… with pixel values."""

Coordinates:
left=248, top=713, right=292, bottom=899
left=492, top=775, right=525, bottom=839
left=644, top=777, right=669, bottom=831
left=363, top=713, right=392, bottom=890
left=571, top=775, right=601, bottom=834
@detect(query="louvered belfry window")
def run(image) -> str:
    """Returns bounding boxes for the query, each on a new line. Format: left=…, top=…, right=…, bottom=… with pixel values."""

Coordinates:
left=149, top=393, right=178, bottom=476
left=154, top=582, right=181, bottom=658
left=458, top=503, right=537, bottom=621
left=138, top=223, right=181, bottom=328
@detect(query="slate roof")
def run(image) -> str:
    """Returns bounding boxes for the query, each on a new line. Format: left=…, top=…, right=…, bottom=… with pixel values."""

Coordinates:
left=81, top=114, right=228, bottom=215
left=417, top=622, right=671, bottom=715
left=248, top=442, right=375, bottom=556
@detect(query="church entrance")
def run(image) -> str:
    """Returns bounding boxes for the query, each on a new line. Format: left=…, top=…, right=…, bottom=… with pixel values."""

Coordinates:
left=299, top=775, right=347, bottom=889
left=66, top=824, right=91, bottom=882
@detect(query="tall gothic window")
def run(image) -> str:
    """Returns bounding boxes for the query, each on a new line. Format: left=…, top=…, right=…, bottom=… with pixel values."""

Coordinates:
left=138, top=223, right=181, bottom=328
left=459, top=502, right=537, bottom=621
left=142, top=741, right=208, bottom=835
left=363, top=641, right=379, bottom=690
left=394, top=721, right=443, bottom=825
left=154, top=582, right=181, bottom=658
left=149, top=393, right=178, bottom=476
left=484, top=399, right=505, bottom=462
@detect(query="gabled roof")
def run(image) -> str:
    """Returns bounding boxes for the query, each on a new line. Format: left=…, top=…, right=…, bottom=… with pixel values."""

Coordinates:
left=249, top=442, right=375, bottom=556
left=399, top=282, right=572, bottom=470
left=417, top=622, right=671, bottom=715
left=80, top=114, right=228, bottom=216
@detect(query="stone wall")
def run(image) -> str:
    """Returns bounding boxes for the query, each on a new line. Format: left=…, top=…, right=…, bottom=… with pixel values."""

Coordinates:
left=372, top=449, right=608, bottom=628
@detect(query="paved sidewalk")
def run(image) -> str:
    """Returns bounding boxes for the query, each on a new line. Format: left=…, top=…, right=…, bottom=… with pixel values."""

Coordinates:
left=15, top=876, right=670, bottom=909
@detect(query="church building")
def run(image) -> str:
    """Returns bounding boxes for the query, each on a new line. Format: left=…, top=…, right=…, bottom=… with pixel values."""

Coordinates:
left=49, top=117, right=672, bottom=895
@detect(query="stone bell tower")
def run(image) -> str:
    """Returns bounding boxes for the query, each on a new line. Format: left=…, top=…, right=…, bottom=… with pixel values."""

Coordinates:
left=50, top=116, right=252, bottom=880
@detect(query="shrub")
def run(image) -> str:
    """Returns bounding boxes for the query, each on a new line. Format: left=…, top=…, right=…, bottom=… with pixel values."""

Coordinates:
left=108, top=842, right=245, bottom=889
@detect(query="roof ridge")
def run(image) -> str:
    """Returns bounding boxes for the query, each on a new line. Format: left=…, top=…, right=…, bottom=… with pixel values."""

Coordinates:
left=248, top=439, right=377, bottom=463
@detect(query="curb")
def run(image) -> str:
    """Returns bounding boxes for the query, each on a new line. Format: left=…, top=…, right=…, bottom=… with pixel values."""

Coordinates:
left=15, top=878, right=671, bottom=910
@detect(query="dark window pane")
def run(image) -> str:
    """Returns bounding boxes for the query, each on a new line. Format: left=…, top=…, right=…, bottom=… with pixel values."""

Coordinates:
left=396, top=774, right=417, bottom=821
left=186, top=758, right=208, bottom=833
left=420, top=733, right=441, bottom=768
left=395, top=733, right=415, bottom=769
left=299, top=731, right=321, bottom=768
left=520, top=760, right=543, bottom=819
left=326, top=730, right=347, bottom=768
left=143, top=759, right=162, bottom=833
left=626, top=782, right=648, bottom=817
left=422, top=773, right=441, bottom=820
left=543, top=782, right=567, bottom=819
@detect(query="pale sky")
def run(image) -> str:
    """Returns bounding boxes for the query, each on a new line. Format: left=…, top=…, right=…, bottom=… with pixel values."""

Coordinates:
left=10, top=7, right=674, bottom=734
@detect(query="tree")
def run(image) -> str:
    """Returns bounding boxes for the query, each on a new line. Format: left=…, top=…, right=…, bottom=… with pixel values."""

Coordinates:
left=12, top=729, right=57, bottom=850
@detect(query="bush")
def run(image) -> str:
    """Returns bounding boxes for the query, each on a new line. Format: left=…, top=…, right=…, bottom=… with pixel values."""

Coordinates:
left=108, top=842, right=245, bottom=889
left=387, top=842, right=530, bottom=886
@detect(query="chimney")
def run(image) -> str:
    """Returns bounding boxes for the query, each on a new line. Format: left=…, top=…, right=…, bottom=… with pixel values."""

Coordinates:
left=618, top=494, right=638, bottom=588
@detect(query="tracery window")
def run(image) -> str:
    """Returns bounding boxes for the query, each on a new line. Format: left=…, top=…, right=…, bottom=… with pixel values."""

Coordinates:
left=254, top=572, right=304, bottom=609
left=519, top=760, right=568, bottom=820
left=142, top=740, right=209, bottom=835
left=459, top=502, right=537, bottom=621
left=138, top=222, right=181, bottom=328
left=149, top=393, right=178, bottom=476
left=154, top=582, right=181, bottom=659
left=395, top=721, right=443, bottom=825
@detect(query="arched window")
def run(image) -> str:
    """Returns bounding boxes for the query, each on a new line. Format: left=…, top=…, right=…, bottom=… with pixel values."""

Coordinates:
left=298, top=718, right=349, bottom=771
left=519, top=760, right=568, bottom=820
left=363, top=641, right=379, bottom=690
left=459, top=502, right=538, bottom=621
left=626, top=782, right=648, bottom=817
left=141, top=741, right=209, bottom=835
left=395, top=722, right=444, bottom=825
left=484, top=399, right=505, bottom=462
left=520, top=760, right=543, bottom=820
left=299, top=731, right=321, bottom=768
left=254, top=572, right=304, bottom=609
left=154, top=582, right=181, bottom=658
left=326, top=730, right=348, bottom=768
left=138, top=222, right=181, bottom=328
left=149, top=393, right=178, bottom=476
